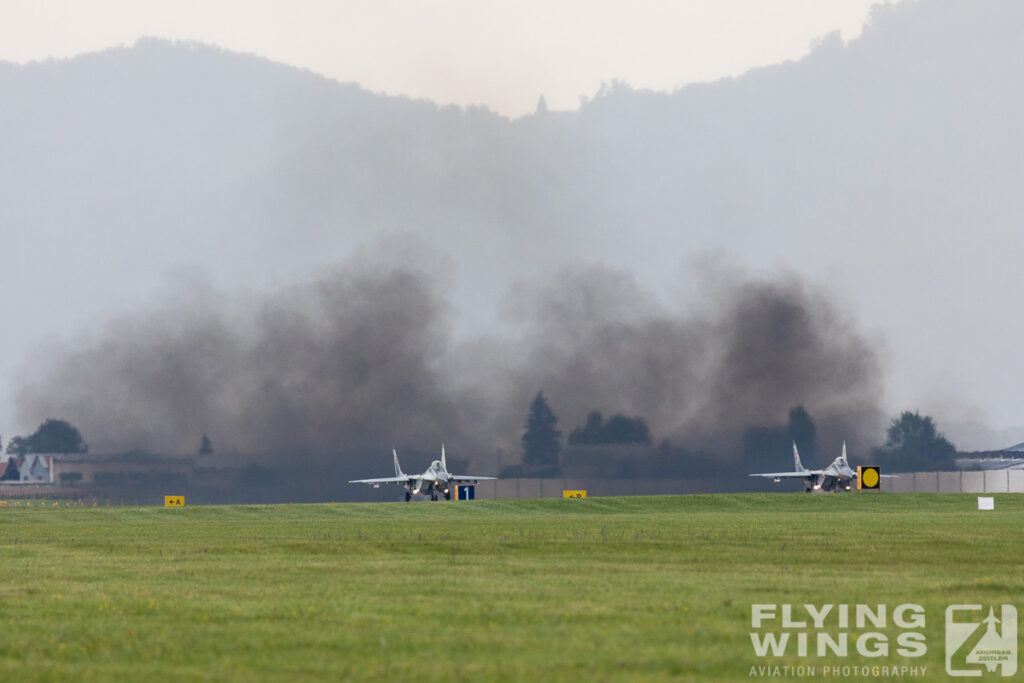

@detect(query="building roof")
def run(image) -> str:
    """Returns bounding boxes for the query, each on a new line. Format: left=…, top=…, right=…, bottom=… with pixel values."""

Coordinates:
left=22, top=454, right=52, bottom=482
left=955, top=453, right=1024, bottom=470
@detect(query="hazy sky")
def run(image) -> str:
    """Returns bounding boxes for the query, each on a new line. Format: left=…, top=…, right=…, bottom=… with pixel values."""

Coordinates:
left=4, top=0, right=1024, bottom=451
left=1, top=0, right=883, bottom=116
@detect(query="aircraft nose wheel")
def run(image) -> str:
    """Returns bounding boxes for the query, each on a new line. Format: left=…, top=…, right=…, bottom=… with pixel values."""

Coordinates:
left=405, top=491, right=411, bottom=502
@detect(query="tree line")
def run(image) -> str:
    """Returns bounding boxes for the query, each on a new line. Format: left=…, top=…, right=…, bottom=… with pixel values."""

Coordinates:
left=0, top=400, right=966, bottom=480
left=512, top=391, right=961, bottom=476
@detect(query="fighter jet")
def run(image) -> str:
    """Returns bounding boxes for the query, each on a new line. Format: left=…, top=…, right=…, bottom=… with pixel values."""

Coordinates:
left=349, top=446, right=496, bottom=501
left=750, top=441, right=888, bottom=492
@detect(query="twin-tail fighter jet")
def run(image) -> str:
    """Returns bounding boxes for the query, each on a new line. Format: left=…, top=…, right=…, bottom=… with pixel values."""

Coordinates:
left=750, top=442, right=891, bottom=492
left=349, top=446, right=495, bottom=501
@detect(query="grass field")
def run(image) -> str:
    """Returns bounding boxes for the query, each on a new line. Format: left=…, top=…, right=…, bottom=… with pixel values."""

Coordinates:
left=2, top=493, right=1022, bottom=681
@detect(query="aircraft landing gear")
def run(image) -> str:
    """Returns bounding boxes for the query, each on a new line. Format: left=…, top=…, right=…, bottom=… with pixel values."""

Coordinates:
left=444, top=490, right=451, bottom=500
left=405, top=491, right=411, bottom=502
left=430, top=492, right=438, bottom=501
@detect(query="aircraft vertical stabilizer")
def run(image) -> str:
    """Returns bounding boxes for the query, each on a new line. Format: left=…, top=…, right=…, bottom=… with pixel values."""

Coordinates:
left=793, top=442, right=807, bottom=472
left=441, top=444, right=447, bottom=472
left=393, top=449, right=405, bottom=478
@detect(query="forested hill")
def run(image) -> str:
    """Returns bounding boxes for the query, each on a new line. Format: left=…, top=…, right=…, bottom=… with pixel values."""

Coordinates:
left=3, top=0, right=1024, bottom=448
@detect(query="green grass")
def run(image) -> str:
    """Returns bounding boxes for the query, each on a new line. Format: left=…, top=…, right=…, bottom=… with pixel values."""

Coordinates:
left=2, top=493, right=1022, bottom=681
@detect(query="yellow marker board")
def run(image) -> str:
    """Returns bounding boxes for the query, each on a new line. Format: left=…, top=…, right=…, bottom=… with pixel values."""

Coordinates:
left=563, top=490, right=587, bottom=499
left=857, top=467, right=880, bottom=491
left=164, top=495, right=185, bottom=507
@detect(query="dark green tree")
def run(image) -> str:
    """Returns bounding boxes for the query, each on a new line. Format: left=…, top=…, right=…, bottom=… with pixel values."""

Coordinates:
left=743, top=405, right=816, bottom=468
left=198, top=434, right=213, bottom=455
left=1, top=456, right=19, bottom=481
left=871, top=411, right=956, bottom=471
left=569, top=411, right=606, bottom=445
left=603, top=415, right=652, bottom=445
left=522, top=391, right=561, bottom=472
left=6, top=419, right=88, bottom=455
left=568, top=411, right=651, bottom=445
left=6, top=437, right=26, bottom=456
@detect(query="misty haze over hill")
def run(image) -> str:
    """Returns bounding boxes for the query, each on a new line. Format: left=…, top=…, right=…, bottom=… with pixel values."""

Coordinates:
left=2, top=0, right=1024, bottom=460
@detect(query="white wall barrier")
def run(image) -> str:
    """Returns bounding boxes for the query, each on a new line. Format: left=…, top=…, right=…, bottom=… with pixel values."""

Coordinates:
left=474, top=472, right=1024, bottom=499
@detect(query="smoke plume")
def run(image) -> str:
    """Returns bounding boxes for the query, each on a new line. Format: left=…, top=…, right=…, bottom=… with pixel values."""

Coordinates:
left=15, top=247, right=882, bottom=467
left=465, top=261, right=882, bottom=458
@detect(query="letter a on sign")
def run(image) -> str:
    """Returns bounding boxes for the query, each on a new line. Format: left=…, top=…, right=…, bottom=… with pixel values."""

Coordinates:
left=164, top=495, right=185, bottom=507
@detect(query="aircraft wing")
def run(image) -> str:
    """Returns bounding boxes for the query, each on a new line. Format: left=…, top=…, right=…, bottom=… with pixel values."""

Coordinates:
left=749, top=470, right=823, bottom=478
left=348, top=476, right=412, bottom=484
left=449, top=475, right=496, bottom=481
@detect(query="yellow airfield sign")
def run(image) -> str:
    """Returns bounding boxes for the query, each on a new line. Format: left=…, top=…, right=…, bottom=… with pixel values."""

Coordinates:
left=563, top=490, right=587, bottom=499
left=164, top=495, right=185, bottom=507
left=858, top=467, right=880, bottom=490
